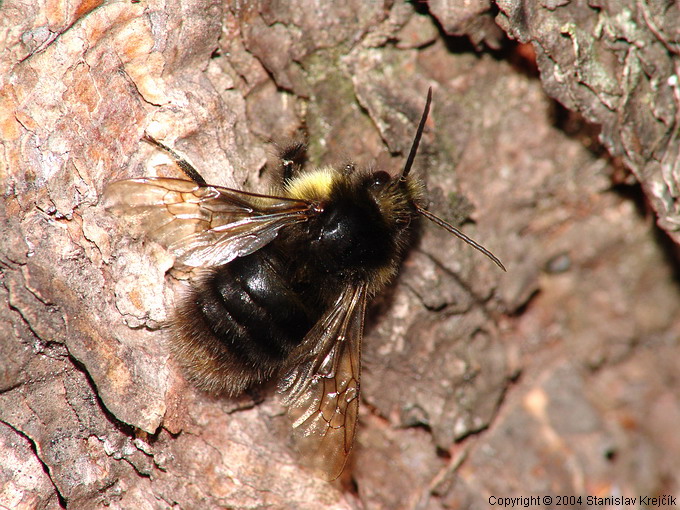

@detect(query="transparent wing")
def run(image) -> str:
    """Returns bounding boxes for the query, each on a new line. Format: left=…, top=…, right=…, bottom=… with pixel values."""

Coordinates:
left=103, top=177, right=318, bottom=267
left=278, top=283, right=368, bottom=480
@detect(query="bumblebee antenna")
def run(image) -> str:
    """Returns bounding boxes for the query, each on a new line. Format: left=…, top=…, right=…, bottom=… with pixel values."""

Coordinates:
left=416, top=204, right=506, bottom=271
left=401, top=87, right=432, bottom=181
left=400, top=89, right=505, bottom=271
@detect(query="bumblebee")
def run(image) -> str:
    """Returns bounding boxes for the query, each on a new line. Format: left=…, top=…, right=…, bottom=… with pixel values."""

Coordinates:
left=104, top=89, right=504, bottom=480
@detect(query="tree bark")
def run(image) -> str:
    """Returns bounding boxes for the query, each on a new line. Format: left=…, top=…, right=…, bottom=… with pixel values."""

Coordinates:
left=1, top=1, right=678, bottom=509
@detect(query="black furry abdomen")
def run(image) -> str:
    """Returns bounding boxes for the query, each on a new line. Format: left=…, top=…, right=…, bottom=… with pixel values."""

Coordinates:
left=171, top=248, right=322, bottom=396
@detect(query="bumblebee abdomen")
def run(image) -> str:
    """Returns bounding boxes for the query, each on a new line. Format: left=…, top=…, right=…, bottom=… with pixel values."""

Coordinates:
left=171, top=249, right=319, bottom=395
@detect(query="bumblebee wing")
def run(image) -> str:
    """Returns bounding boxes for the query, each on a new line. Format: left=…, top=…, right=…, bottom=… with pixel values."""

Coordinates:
left=278, top=283, right=368, bottom=480
left=103, top=177, right=316, bottom=267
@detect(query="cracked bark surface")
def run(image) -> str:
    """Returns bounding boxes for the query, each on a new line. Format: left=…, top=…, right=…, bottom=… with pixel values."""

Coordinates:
left=1, top=1, right=679, bottom=509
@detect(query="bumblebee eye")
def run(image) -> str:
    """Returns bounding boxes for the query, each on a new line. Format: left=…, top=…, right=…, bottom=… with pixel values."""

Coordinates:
left=370, top=171, right=391, bottom=189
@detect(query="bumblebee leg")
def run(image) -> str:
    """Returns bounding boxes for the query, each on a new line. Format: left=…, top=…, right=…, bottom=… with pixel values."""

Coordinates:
left=142, top=134, right=208, bottom=186
left=279, top=142, right=307, bottom=184
left=342, top=163, right=355, bottom=176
